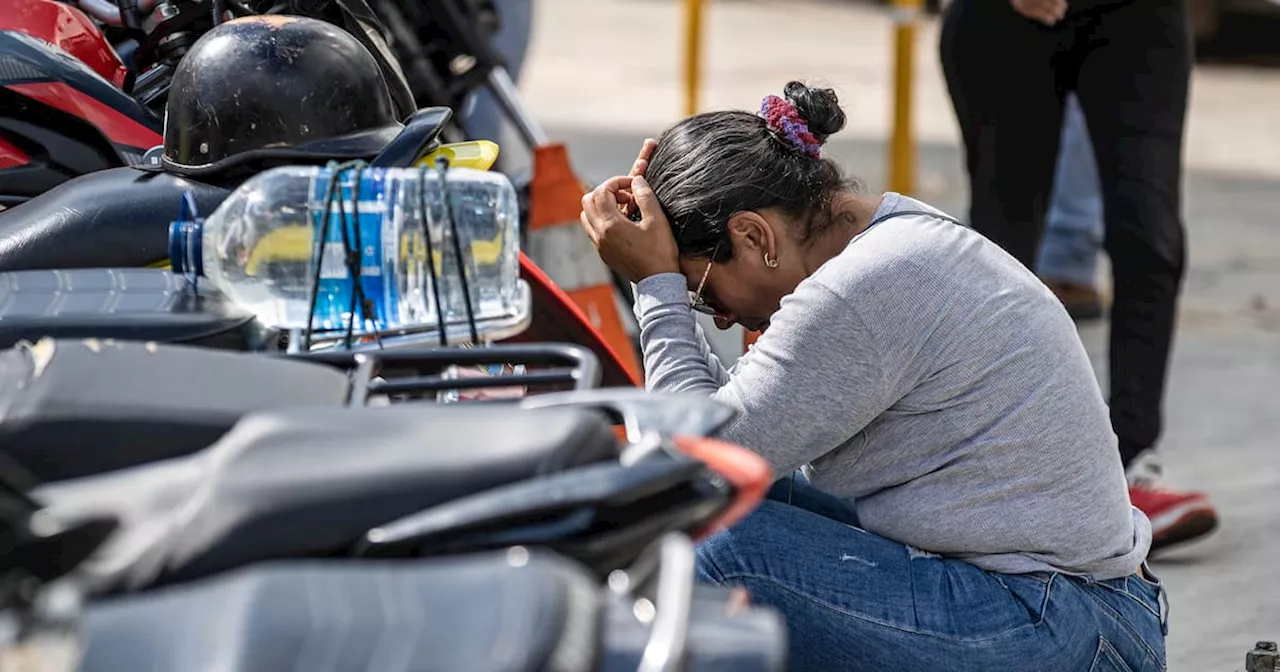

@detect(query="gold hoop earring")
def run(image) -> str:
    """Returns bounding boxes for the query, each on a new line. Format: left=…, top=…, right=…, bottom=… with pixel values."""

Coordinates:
left=764, top=252, right=779, bottom=269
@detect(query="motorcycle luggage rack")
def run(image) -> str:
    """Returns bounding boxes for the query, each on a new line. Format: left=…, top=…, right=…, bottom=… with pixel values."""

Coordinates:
left=287, top=342, right=602, bottom=405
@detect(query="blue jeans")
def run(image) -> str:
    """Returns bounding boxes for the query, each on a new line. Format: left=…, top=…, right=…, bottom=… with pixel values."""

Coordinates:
left=459, top=0, right=534, bottom=143
left=695, top=476, right=1168, bottom=671
left=1036, top=94, right=1104, bottom=287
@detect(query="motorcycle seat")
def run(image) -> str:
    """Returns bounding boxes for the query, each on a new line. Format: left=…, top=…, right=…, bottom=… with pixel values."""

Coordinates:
left=0, top=339, right=350, bottom=482
left=80, top=552, right=603, bottom=672
left=35, top=403, right=619, bottom=592
left=0, top=269, right=261, bottom=355
left=0, top=167, right=231, bottom=271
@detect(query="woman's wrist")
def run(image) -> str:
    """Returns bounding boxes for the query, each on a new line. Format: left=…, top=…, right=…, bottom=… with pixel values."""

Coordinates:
left=633, top=273, right=693, bottom=315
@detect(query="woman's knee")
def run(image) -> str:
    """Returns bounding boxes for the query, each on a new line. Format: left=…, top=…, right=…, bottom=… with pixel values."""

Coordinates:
left=693, top=498, right=895, bottom=594
left=695, top=499, right=793, bottom=581
left=694, top=498, right=846, bottom=584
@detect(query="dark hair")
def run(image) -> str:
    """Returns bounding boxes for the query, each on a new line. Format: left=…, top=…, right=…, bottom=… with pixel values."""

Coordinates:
left=646, top=81, right=856, bottom=262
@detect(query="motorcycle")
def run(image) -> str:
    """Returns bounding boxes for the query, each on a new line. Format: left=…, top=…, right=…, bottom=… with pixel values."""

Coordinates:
left=0, top=0, right=410, bottom=206
left=0, top=337, right=605, bottom=480
left=0, top=3, right=641, bottom=384
left=3, top=526, right=787, bottom=672
left=0, top=220, right=764, bottom=583
left=0, top=419, right=783, bottom=670
left=77, top=535, right=787, bottom=672
left=0, top=0, right=541, bottom=206
left=0, top=333, right=782, bottom=670
left=0, top=161, right=637, bottom=388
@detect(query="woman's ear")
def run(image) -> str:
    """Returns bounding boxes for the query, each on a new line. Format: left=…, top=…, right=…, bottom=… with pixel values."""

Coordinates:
left=727, top=211, right=777, bottom=257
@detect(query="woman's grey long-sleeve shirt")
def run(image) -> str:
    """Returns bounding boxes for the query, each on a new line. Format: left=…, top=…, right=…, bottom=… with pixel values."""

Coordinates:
left=631, top=192, right=1150, bottom=580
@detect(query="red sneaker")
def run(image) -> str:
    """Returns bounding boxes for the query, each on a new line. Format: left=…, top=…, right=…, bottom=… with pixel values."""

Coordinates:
left=1126, top=451, right=1218, bottom=552
left=1129, top=484, right=1218, bottom=551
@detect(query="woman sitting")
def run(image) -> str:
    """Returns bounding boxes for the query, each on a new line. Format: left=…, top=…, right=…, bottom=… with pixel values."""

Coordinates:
left=577, top=81, right=1166, bottom=671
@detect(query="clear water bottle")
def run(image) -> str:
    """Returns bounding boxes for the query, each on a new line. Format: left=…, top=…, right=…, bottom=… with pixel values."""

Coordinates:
left=168, top=164, right=524, bottom=342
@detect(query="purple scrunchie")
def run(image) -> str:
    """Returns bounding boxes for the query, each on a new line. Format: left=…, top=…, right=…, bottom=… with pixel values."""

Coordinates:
left=759, top=94, right=821, bottom=158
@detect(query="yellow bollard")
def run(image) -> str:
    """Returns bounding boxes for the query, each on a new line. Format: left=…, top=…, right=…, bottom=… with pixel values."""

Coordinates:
left=683, top=0, right=705, bottom=117
left=887, top=0, right=923, bottom=195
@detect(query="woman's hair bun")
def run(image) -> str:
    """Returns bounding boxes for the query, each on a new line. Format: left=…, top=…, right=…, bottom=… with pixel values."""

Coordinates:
left=783, top=81, right=846, bottom=145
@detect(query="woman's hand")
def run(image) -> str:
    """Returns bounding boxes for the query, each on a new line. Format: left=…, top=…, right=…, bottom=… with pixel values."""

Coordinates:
left=618, top=138, right=658, bottom=218
left=579, top=172, right=680, bottom=284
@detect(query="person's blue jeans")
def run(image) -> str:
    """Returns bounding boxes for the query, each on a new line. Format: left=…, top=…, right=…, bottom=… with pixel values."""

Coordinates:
left=459, top=0, right=534, bottom=143
left=1036, top=93, right=1104, bottom=288
left=695, top=476, right=1168, bottom=671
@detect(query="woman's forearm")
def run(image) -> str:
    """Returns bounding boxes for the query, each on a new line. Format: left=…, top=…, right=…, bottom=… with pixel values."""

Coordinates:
left=636, top=273, right=898, bottom=476
left=632, top=274, right=730, bottom=392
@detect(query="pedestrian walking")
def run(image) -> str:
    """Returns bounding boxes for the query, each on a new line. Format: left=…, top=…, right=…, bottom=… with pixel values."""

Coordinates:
left=939, top=0, right=1218, bottom=550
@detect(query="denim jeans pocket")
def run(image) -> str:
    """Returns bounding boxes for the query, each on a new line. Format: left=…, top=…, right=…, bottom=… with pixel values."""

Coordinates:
left=1089, top=637, right=1136, bottom=672
left=1094, top=577, right=1164, bottom=624
left=1133, top=563, right=1163, bottom=591
left=1079, top=581, right=1166, bottom=670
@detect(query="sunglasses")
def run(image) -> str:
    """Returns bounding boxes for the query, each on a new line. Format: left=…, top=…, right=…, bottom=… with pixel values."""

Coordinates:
left=689, top=257, right=717, bottom=315
left=689, top=240, right=723, bottom=316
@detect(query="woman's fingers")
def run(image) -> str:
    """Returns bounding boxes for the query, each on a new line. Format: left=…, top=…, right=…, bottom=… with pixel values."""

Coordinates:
left=590, top=180, right=628, bottom=222
left=579, top=210, right=599, bottom=245
left=581, top=189, right=604, bottom=224
left=629, top=175, right=661, bottom=220
left=622, top=139, right=657, bottom=215
left=631, top=138, right=657, bottom=176
left=620, top=160, right=647, bottom=211
left=580, top=183, right=628, bottom=251
left=587, top=174, right=662, bottom=238
left=580, top=172, right=681, bottom=282
left=600, top=174, right=639, bottom=193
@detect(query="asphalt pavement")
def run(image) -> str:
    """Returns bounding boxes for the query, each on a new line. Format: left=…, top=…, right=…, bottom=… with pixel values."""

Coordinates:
left=518, top=1, right=1280, bottom=669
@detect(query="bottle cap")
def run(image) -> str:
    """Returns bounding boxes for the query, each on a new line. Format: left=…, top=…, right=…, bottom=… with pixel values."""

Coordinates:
left=168, top=191, right=205, bottom=277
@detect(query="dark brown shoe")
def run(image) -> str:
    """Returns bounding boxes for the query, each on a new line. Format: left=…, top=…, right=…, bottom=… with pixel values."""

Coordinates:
left=1043, top=281, right=1105, bottom=322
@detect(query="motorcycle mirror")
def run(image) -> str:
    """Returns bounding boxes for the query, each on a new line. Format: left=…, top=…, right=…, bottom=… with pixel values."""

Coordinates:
left=369, top=107, right=453, bottom=168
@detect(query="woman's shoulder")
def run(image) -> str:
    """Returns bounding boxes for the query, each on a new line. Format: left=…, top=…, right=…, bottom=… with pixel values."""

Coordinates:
left=816, top=195, right=981, bottom=291
left=816, top=194, right=1053, bottom=323
left=865, top=192, right=964, bottom=230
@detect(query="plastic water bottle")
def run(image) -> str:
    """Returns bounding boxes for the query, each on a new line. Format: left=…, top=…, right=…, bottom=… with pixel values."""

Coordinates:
left=168, top=164, right=522, bottom=340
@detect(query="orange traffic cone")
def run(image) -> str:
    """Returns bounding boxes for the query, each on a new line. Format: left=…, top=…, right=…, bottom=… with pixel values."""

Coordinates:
left=527, top=143, right=643, bottom=382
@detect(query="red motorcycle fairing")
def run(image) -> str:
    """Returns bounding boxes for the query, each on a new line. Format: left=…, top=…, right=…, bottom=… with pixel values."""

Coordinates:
left=515, top=253, right=641, bottom=389
left=0, top=0, right=131, bottom=90
left=0, top=136, right=28, bottom=169
left=5, top=80, right=159, bottom=150
left=0, top=29, right=160, bottom=204
left=0, top=30, right=161, bottom=148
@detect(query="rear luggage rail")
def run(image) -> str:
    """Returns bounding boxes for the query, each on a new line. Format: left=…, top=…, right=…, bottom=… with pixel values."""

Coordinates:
left=287, top=341, right=602, bottom=403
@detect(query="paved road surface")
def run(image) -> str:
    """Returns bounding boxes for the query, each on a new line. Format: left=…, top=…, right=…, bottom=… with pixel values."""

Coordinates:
left=516, top=2, right=1280, bottom=669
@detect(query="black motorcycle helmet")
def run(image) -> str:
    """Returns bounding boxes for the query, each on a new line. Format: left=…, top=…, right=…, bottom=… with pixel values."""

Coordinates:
left=159, top=15, right=404, bottom=177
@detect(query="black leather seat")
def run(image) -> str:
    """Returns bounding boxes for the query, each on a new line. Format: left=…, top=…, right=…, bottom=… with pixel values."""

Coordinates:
left=0, top=339, right=349, bottom=482
left=35, top=403, right=619, bottom=592
left=0, top=269, right=261, bottom=353
left=0, top=168, right=231, bottom=271
left=81, top=552, right=603, bottom=672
